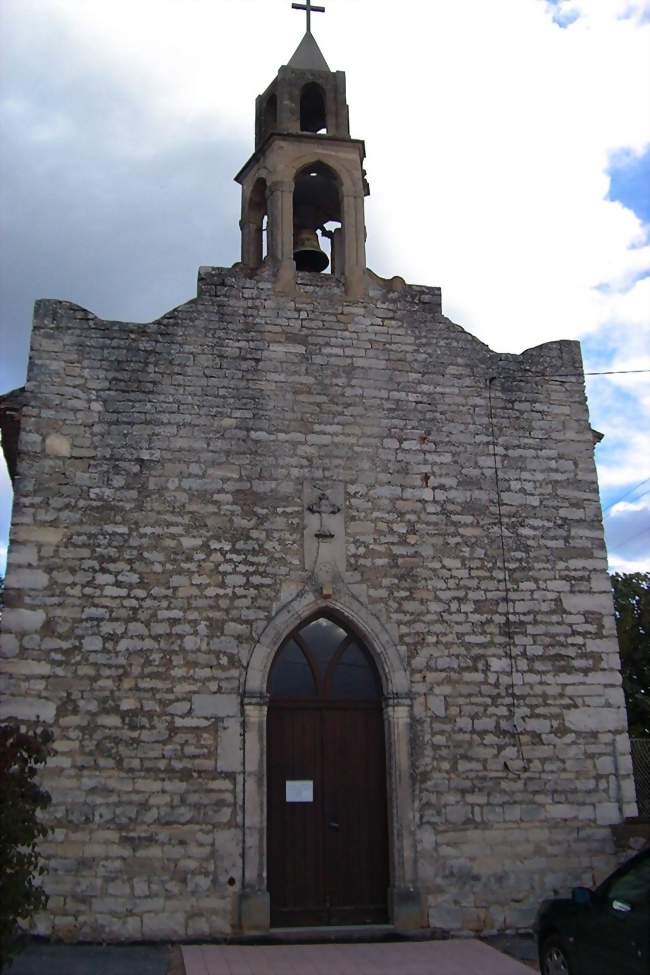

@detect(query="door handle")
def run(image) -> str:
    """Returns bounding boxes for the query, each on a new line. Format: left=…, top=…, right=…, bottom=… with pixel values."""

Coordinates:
left=328, top=820, right=339, bottom=830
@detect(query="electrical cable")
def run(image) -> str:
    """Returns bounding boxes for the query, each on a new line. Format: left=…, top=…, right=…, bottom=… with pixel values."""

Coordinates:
left=603, top=482, right=650, bottom=516
left=585, top=369, right=650, bottom=377
left=610, top=524, right=650, bottom=551
left=488, top=367, right=649, bottom=386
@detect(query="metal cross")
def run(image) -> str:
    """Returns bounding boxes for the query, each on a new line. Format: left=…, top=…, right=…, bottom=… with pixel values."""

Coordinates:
left=292, top=0, right=325, bottom=33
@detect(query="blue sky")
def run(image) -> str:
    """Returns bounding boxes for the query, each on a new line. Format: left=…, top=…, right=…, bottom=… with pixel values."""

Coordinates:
left=610, top=147, right=650, bottom=224
left=1, top=0, right=649, bottom=577
left=587, top=141, right=650, bottom=571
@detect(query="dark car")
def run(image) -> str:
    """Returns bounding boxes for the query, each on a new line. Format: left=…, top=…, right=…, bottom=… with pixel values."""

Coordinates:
left=535, top=847, right=650, bottom=974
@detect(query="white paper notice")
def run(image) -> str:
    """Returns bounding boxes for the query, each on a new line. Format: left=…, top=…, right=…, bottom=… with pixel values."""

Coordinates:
left=285, top=780, right=314, bottom=803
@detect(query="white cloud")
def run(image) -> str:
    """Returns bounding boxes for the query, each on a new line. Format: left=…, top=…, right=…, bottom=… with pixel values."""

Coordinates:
left=3, top=1, right=648, bottom=345
left=551, top=0, right=650, bottom=27
left=609, top=555, right=650, bottom=573
left=0, top=0, right=649, bottom=570
left=604, top=493, right=650, bottom=570
left=611, top=498, right=650, bottom=514
left=601, top=461, right=650, bottom=490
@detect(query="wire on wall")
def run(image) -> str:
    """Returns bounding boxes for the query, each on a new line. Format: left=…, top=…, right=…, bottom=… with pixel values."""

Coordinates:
left=487, top=376, right=529, bottom=774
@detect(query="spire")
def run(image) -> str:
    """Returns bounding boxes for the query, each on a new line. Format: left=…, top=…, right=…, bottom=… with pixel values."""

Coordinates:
left=288, top=31, right=330, bottom=72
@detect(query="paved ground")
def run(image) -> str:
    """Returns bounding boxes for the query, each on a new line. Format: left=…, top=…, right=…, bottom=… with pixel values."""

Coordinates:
left=483, top=935, right=539, bottom=970
left=7, top=943, right=170, bottom=975
left=181, top=940, right=535, bottom=974
left=6, top=936, right=538, bottom=974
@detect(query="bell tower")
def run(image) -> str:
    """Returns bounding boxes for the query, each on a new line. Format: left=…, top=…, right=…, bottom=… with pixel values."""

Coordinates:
left=234, top=3, right=370, bottom=298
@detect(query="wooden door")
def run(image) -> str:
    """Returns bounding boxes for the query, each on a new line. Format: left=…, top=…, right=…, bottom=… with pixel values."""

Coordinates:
left=267, top=617, right=389, bottom=927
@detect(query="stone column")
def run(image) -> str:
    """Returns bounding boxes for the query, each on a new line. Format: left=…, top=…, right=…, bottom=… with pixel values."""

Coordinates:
left=384, top=694, right=425, bottom=929
left=342, top=188, right=367, bottom=299
left=332, top=227, right=344, bottom=280
left=239, top=692, right=270, bottom=932
left=268, top=179, right=296, bottom=295
left=240, top=218, right=262, bottom=268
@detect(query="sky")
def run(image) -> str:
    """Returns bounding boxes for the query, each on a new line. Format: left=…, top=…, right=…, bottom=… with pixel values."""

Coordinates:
left=0, top=0, right=649, bottom=577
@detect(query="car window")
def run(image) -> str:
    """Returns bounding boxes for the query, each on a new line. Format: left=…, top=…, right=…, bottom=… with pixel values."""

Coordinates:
left=605, top=855, right=650, bottom=908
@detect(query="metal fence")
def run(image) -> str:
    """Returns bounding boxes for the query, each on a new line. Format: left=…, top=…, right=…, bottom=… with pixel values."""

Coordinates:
left=630, top=738, right=650, bottom=819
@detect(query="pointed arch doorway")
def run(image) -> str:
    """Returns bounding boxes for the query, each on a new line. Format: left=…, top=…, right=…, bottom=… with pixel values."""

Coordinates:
left=267, top=615, right=389, bottom=926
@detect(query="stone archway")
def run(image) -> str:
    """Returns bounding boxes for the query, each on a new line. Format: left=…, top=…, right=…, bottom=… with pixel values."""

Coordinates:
left=239, top=592, right=424, bottom=932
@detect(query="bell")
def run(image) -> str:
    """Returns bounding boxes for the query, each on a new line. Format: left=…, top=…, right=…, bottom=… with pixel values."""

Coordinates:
left=293, top=228, right=329, bottom=273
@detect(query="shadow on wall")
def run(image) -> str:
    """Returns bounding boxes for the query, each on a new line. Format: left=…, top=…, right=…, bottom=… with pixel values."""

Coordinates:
left=0, top=398, right=18, bottom=577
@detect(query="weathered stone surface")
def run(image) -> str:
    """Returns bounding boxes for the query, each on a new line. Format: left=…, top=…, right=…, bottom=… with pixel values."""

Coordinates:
left=0, top=633, right=19, bottom=657
left=4, top=568, right=49, bottom=590
left=0, top=266, right=634, bottom=942
left=565, top=708, right=627, bottom=732
left=0, top=697, right=56, bottom=722
left=193, top=694, right=239, bottom=718
left=45, top=433, right=72, bottom=457
left=2, top=608, right=46, bottom=633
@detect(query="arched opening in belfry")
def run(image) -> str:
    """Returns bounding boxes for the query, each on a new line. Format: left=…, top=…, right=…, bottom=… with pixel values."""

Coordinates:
left=263, top=94, right=278, bottom=138
left=300, top=83, right=327, bottom=134
left=246, top=177, right=268, bottom=267
left=293, top=162, right=342, bottom=275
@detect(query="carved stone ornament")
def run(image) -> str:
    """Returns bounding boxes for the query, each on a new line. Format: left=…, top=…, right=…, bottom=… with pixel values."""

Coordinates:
left=303, top=480, right=345, bottom=588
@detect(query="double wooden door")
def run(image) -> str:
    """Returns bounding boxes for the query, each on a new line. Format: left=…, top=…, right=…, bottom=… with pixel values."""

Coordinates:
left=267, top=703, right=389, bottom=927
left=266, top=616, right=389, bottom=927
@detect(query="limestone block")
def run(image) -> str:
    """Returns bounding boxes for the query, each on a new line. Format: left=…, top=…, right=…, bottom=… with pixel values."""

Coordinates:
left=8, top=544, right=38, bottom=566
left=82, top=636, right=103, bottom=652
left=45, top=433, right=72, bottom=457
left=193, top=694, right=239, bottom=718
left=166, top=701, right=190, bottom=716
left=141, top=912, right=186, bottom=939
left=217, top=718, right=242, bottom=772
left=565, top=708, right=626, bottom=733
left=187, top=915, right=211, bottom=938
left=1, top=608, right=46, bottom=633
left=5, top=660, right=51, bottom=676
left=12, top=525, right=65, bottom=544
left=426, top=694, right=446, bottom=718
left=239, top=890, right=270, bottom=932
left=118, top=915, right=143, bottom=940
left=4, top=568, right=49, bottom=590
left=595, top=802, right=621, bottom=826
left=428, top=902, right=463, bottom=930
left=0, top=697, right=56, bottom=722
left=561, top=593, right=615, bottom=615
left=0, top=633, right=19, bottom=657
left=390, top=887, right=426, bottom=930
left=524, top=718, right=552, bottom=734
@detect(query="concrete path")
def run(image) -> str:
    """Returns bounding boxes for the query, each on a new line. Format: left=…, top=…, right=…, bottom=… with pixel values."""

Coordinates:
left=182, top=940, right=534, bottom=974
left=9, top=944, right=169, bottom=975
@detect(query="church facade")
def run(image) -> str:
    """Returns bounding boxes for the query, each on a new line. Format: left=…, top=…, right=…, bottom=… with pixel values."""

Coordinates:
left=0, top=26, right=638, bottom=942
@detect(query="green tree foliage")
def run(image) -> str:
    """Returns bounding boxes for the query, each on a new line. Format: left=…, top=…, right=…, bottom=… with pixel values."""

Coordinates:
left=0, top=725, right=53, bottom=971
left=611, top=572, right=650, bottom=738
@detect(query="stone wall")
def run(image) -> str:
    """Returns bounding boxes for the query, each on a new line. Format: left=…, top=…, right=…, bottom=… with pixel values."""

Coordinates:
left=0, top=265, right=637, bottom=940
